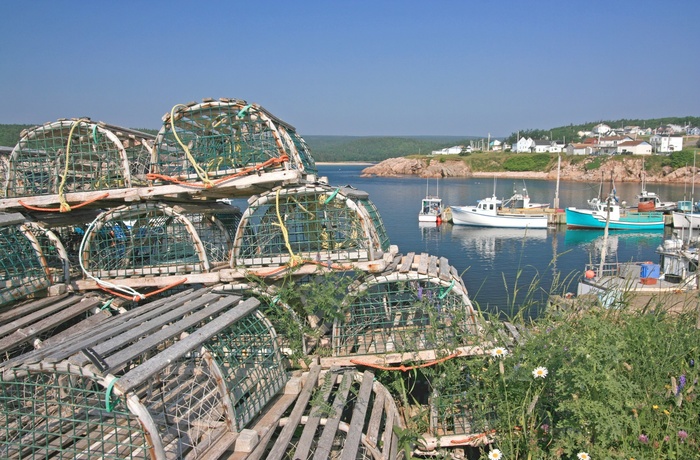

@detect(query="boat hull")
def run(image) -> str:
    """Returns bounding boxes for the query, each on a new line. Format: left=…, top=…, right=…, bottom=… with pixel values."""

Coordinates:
left=565, top=207, right=664, bottom=230
left=451, top=206, right=547, bottom=229
left=672, top=211, right=700, bottom=229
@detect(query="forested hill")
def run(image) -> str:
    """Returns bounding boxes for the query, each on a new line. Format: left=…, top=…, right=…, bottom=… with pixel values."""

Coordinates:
left=303, top=136, right=476, bottom=162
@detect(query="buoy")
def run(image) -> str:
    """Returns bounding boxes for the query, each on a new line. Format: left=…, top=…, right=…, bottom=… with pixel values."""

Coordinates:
left=436, top=217, right=442, bottom=225
left=585, top=270, right=595, bottom=279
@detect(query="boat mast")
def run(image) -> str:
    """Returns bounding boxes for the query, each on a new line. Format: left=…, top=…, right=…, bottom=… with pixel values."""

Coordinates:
left=598, top=194, right=612, bottom=279
left=554, top=154, right=561, bottom=209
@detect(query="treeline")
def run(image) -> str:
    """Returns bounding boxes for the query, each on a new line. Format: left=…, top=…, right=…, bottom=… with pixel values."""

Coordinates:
left=0, top=124, right=33, bottom=147
left=505, top=116, right=700, bottom=144
left=304, top=135, right=476, bottom=162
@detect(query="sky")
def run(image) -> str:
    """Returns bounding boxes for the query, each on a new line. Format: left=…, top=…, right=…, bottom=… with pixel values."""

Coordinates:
left=1, top=0, right=698, bottom=138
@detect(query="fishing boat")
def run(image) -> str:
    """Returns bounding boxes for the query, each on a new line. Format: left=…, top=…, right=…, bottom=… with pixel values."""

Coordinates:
left=566, top=197, right=665, bottom=230
left=672, top=210, right=700, bottom=229
left=451, top=195, right=548, bottom=228
left=635, top=171, right=676, bottom=212
left=418, top=178, right=443, bottom=223
left=502, top=183, right=549, bottom=211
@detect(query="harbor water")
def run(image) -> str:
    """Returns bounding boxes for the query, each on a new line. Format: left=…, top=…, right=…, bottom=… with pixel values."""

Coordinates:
left=318, top=164, right=690, bottom=317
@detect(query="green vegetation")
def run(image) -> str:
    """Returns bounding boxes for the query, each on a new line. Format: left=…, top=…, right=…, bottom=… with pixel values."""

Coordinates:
left=502, top=154, right=552, bottom=172
left=0, top=124, right=33, bottom=147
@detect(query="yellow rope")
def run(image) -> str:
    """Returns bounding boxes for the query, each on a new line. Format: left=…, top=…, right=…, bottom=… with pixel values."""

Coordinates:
left=272, top=189, right=303, bottom=267
left=58, top=119, right=90, bottom=212
left=169, top=104, right=214, bottom=187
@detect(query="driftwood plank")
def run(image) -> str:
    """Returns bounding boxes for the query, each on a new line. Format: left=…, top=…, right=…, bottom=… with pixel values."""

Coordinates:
left=340, top=371, right=375, bottom=460
left=428, top=256, right=439, bottom=278
left=312, top=371, right=353, bottom=460
left=264, top=365, right=323, bottom=460
left=398, top=252, right=414, bottom=273
left=116, top=297, right=260, bottom=393
left=293, top=368, right=339, bottom=460
left=504, top=321, right=524, bottom=346
left=417, top=253, right=429, bottom=275
left=439, top=257, right=451, bottom=281
left=365, top=384, right=386, bottom=448
left=382, top=396, right=396, bottom=460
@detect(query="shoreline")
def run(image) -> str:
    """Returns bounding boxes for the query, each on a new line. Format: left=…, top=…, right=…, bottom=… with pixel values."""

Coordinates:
left=316, top=161, right=376, bottom=166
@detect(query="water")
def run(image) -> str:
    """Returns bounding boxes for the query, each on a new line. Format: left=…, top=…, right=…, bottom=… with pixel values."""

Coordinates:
left=317, top=164, right=688, bottom=316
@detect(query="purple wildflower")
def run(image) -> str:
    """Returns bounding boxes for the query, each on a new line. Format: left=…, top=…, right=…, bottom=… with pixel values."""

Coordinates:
left=664, top=435, right=670, bottom=442
left=639, top=434, right=649, bottom=444
left=417, top=286, right=423, bottom=300
left=678, top=430, right=688, bottom=441
left=678, top=374, right=686, bottom=395
left=540, top=424, right=549, bottom=433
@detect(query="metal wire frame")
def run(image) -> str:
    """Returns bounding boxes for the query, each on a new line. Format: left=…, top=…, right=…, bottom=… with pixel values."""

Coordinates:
left=80, top=202, right=240, bottom=279
left=4, top=119, right=154, bottom=198
left=332, top=272, right=478, bottom=357
left=0, top=224, right=51, bottom=308
left=430, top=383, right=495, bottom=437
left=232, top=185, right=390, bottom=267
left=151, top=98, right=316, bottom=185
left=0, top=306, right=288, bottom=459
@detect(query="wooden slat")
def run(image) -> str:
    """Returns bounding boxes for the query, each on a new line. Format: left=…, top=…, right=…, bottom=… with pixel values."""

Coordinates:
left=116, top=297, right=260, bottom=393
left=417, top=252, right=429, bottom=275
left=382, top=396, right=396, bottom=460
left=0, top=294, right=68, bottom=325
left=234, top=393, right=299, bottom=460
left=0, top=297, right=101, bottom=354
left=428, top=256, right=439, bottom=278
left=340, top=371, right=375, bottom=460
left=100, top=295, right=241, bottom=372
left=0, top=296, right=82, bottom=337
left=312, top=372, right=353, bottom=460
left=398, top=252, right=414, bottom=273
left=439, top=257, right=451, bottom=281
left=504, top=321, right=524, bottom=346
left=365, top=384, right=386, bottom=448
left=293, top=368, right=339, bottom=459
left=264, top=365, right=323, bottom=460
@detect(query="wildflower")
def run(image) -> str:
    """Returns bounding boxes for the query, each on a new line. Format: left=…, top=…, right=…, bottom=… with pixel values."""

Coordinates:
left=491, top=347, right=508, bottom=359
left=663, top=409, right=670, bottom=415
left=664, top=436, right=670, bottom=442
left=638, top=434, right=649, bottom=444
left=540, top=423, right=550, bottom=433
left=678, top=374, right=686, bottom=395
left=532, top=366, right=548, bottom=379
left=577, top=452, right=590, bottom=460
left=678, top=430, right=688, bottom=441
left=487, top=448, right=503, bottom=460
left=652, top=405, right=659, bottom=410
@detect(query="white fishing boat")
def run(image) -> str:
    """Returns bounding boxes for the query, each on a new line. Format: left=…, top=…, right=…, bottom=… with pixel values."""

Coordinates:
left=672, top=211, right=700, bottom=229
left=502, top=184, right=549, bottom=211
left=418, top=178, right=443, bottom=223
left=451, top=195, right=548, bottom=228
left=635, top=171, right=676, bottom=212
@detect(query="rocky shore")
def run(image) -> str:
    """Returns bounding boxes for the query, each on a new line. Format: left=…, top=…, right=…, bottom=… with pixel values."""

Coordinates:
left=360, top=156, right=697, bottom=183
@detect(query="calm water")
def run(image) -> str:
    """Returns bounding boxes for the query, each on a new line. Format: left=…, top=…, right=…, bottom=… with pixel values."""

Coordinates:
left=318, top=164, right=689, bottom=316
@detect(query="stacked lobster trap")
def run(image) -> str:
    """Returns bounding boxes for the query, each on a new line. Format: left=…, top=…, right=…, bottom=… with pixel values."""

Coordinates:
left=0, top=289, right=288, bottom=459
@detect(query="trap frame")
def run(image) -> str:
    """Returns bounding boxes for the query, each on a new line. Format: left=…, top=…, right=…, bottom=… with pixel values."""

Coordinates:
left=0, top=290, right=288, bottom=459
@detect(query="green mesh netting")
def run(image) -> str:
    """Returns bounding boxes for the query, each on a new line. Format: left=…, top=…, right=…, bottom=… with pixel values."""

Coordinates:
left=0, top=225, right=50, bottom=307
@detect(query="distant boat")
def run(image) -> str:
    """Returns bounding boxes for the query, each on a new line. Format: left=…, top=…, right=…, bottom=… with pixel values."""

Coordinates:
left=418, top=178, right=443, bottom=223
left=635, top=171, right=676, bottom=212
left=566, top=197, right=664, bottom=230
left=451, top=194, right=548, bottom=228
left=672, top=210, right=700, bottom=229
left=502, top=184, right=549, bottom=210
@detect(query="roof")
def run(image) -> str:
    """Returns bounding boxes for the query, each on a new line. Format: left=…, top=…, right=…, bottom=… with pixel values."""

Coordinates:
left=618, top=140, right=649, bottom=147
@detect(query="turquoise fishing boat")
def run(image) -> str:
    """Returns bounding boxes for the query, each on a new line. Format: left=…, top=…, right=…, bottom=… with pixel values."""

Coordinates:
left=566, top=198, right=664, bottom=230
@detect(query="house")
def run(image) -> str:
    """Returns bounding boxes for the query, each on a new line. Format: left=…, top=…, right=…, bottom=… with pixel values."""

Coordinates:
left=431, top=145, right=463, bottom=155
left=549, top=141, right=565, bottom=153
left=598, top=135, right=633, bottom=148
left=686, top=127, right=700, bottom=136
left=566, top=143, right=595, bottom=156
left=515, top=137, right=535, bottom=153
left=592, top=123, right=611, bottom=135
left=650, top=136, right=684, bottom=153
left=533, top=140, right=552, bottom=153
left=617, top=140, right=652, bottom=155
left=489, top=139, right=503, bottom=151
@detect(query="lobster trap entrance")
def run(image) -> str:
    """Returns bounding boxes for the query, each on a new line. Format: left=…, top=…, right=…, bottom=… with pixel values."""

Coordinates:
left=233, top=185, right=390, bottom=269
left=0, top=289, right=288, bottom=459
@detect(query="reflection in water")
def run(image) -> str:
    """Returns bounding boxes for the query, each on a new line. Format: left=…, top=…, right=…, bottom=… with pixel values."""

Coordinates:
left=450, top=226, right=548, bottom=260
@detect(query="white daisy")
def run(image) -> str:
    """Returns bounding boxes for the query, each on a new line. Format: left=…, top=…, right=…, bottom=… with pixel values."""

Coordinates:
left=487, top=448, right=503, bottom=460
left=532, top=366, right=548, bottom=379
left=490, top=347, right=508, bottom=358
left=577, top=452, right=590, bottom=460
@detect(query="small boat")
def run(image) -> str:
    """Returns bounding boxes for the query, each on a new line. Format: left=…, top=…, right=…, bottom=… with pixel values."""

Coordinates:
left=635, top=171, right=676, bottom=212
left=418, top=178, right=443, bottom=223
left=451, top=195, right=548, bottom=228
left=566, top=197, right=665, bottom=230
left=672, top=210, right=700, bottom=229
left=502, top=185, right=549, bottom=211
left=577, top=236, right=699, bottom=304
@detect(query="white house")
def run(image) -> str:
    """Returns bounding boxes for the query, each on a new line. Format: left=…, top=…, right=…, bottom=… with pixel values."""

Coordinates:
left=617, top=140, right=652, bottom=155
left=659, top=136, right=683, bottom=153
left=533, top=140, right=552, bottom=153
left=566, top=143, right=594, bottom=156
left=515, top=137, right=535, bottom=153
left=431, top=145, right=463, bottom=155
left=592, top=123, right=611, bottom=135
left=489, top=139, right=503, bottom=151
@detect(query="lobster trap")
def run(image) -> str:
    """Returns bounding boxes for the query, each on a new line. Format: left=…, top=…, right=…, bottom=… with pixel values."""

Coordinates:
left=332, top=253, right=478, bottom=358
left=4, top=119, right=154, bottom=199
left=233, top=185, right=391, bottom=269
left=150, top=98, right=316, bottom=189
left=0, top=289, right=288, bottom=459
left=0, top=214, right=52, bottom=307
left=80, top=201, right=241, bottom=280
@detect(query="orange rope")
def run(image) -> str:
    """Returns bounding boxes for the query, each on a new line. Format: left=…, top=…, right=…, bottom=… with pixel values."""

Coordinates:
left=350, top=351, right=462, bottom=372
left=98, top=278, right=187, bottom=302
left=147, top=155, right=289, bottom=188
left=449, top=430, right=496, bottom=445
left=19, top=193, right=110, bottom=213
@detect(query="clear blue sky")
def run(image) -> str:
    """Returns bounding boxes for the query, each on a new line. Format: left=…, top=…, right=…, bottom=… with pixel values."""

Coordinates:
left=1, top=0, right=698, bottom=137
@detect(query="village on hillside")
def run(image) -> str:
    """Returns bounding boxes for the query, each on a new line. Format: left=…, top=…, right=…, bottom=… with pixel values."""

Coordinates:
left=432, top=122, right=700, bottom=156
